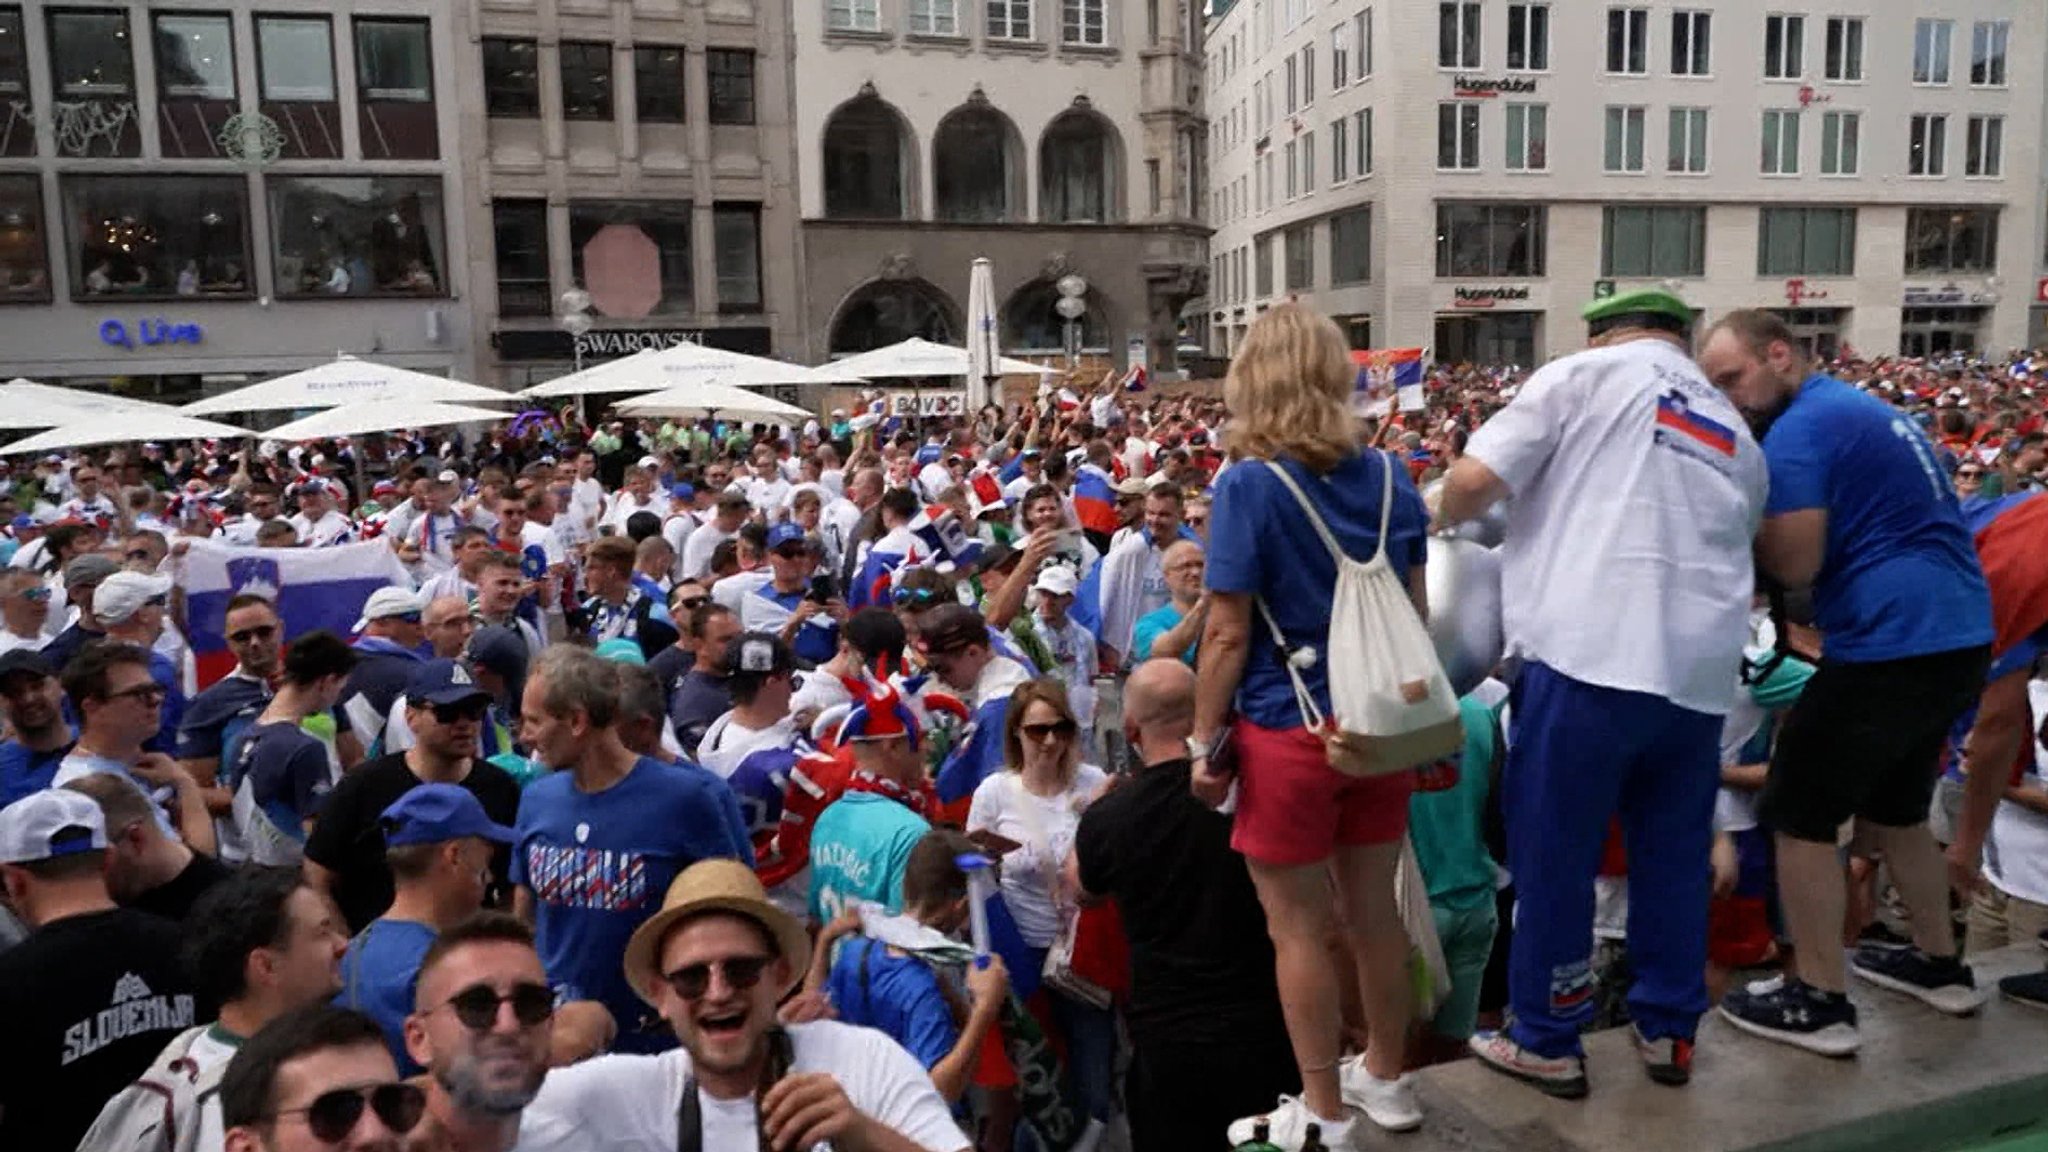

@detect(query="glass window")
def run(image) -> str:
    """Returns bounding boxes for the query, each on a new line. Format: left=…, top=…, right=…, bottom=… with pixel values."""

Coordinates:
left=50, top=9, right=133, bottom=98
left=988, top=0, right=1031, bottom=40
left=1283, top=140, right=1296, bottom=199
left=713, top=204, right=762, bottom=312
left=64, top=175, right=250, bottom=300
left=1300, top=128, right=1315, bottom=194
left=1668, top=107, right=1707, bottom=173
left=559, top=42, right=613, bottom=121
left=1913, top=19, right=1951, bottom=84
left=1603, top=106, right=1644, bottom=173
left=1332, top=22, right=1349, bottom=86
left=910, top=0, right=958, bottom=36
left=1910, top=113, right=1947, bottom=177
left=1330, top=206, right=1369, bottom=285
left=1355, top=9, right=1370, bottom=76
left=257, top=17, right=334, bottom=102
left=1331, top=116, right=1348, bottom=182
left=1971, top=21, right=2008, bottom=87
left=1284, top=55, right=1296, bottom=114
left=569, top=201, right=693, bottom=316
left=707, top=50, right=755, bottom=125
left=1506, top=3, right=1547, bottom=71
left=1284, top=225, right=1313, bottom=290
left=481, top=39, right=539, bottom=118
left=1062, top=0, right=1105, bottom=45
left=1040, top=111, right=1111, bottom=223
left=1355, top=108, right=1371, bottom=176
left=1434, top=202, right=1546, bottom=277
left=1756, top=206, right=1855, bottom=276
left=1824, top=16, right=1862, bottom=81
left=1820, top=110, right=1859, bottom=176
left=1761, top=109, right=1799, bottom=175
left=1301, top=45, right=1314, bottom=106
left=1438, top=2, right=1479, bottom=69
left=0, top=7, right=26, bottom=104
left=1966, top=115, right=2003, bottom=178
left=824, top=95, right=908, bottom=219
left=1602, top=205, right=1704, bottom=277
left=1904, top=207, right=1998, bottom=275
left=1437, top=102, right=1479, bottom=170
left=1763, top=14, right=1803, bottom=80
left=268, top=177, right=447, bottom=298
left=0, top=175, right=49, bottom=301
left=354, top=18, right=431, bottom=102
left=492, top=200, right=550, bottom=318
left=153, top=14, right=235, bottom=101
left=1670, top=10, right=1709, bottom=76
left=1605, top=8, right=1646, bottom=75
left=1254, top=233, right=1272, bottom=296
left=829, top=0, right=881, bottom=33
left=634, top=46, right=684, bottom=123
left=1504, top=103, right=1546, bottom=171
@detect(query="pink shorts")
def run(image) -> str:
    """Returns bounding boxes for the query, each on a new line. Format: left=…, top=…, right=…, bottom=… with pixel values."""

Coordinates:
left=1230, top=719, right=1415, bottom=867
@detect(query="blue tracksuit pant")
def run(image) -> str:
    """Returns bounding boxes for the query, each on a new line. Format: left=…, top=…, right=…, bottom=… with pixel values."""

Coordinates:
left=1504, top=661, right=1722, bottom=1058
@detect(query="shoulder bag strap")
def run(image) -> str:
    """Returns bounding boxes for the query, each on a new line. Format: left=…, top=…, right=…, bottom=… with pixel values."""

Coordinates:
left=1258, top=460, right=1350, bottom=564
left=1372, top=450, right=1396, bottom=564
left=674, top=1069, right=704, bottom=1152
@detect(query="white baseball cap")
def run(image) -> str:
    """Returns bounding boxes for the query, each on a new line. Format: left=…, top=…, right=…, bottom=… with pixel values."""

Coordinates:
left=353, top=587, right=428, bottom=632
left=1033, top=566, right=1079, bottom=597
left=94, top=571, right=174, bottom=625
left=0, top=789, right=108, bottom=864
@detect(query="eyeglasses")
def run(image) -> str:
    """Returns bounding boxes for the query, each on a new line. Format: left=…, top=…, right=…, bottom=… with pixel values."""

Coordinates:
left=1957, top=470, right=1984, bottom=479
left=124, top=549, right=153, bottom=562
left=391, top=612, right=423, bottom=625
left=16, top=587, right=49, bottom=603
left=141, top=595, right=168, bottom=609
left=269, top=1083, right=425, bottom=1143
left=663, top=954, right=775, bottom=1000
left=227, top=623, right=278, bottom=645
left=107, top=683, right=167, bottom=705
left=428, top=700, right=490, bottom=725
left=892, top=586, right=943, bottom=608
left=436, top=981, right=555, bottom=1030
left=1021, top=720, right=1077, bottom=741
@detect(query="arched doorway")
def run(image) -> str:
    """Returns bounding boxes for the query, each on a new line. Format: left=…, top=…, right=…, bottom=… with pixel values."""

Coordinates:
left=932, top=101, right=1024, bottom=223
left=829, top=278, right=961, bottom=354
left=822, top=92, right=916, bottom=219
left=1002, top=277, right=1108, bottom=353
left=1039, top=108, right=1121, bottom=223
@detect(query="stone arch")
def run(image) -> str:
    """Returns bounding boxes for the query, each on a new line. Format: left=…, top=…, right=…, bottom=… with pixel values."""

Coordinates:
left=822, top=88, right=919, bottom=220
left=1038, top=103, right=1123, bottom=224
left=932, top=96, right=1026, bottom=223
left=1001, top=276, right=1112, bottom=353
left=828, top=277, right=962, bottom=355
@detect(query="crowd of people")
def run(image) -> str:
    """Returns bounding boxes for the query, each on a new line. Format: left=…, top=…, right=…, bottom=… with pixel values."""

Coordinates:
left=0, top=306, right=2045, bottom=1152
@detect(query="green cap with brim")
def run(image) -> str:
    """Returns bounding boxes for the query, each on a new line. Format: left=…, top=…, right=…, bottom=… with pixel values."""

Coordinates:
left=1582, top=288, right=1694, bottom=326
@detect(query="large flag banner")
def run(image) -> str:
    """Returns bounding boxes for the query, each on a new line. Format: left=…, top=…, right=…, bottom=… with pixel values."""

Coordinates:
left=1352, top=347, right=1427, bottom=417
left=180, top=538, right=409, bottom=686
left=1071, top=464, right=1120, bottom=536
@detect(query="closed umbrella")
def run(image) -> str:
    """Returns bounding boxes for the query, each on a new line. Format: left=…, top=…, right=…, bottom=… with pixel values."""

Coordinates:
left=965, top=258, right=1000, bottom=411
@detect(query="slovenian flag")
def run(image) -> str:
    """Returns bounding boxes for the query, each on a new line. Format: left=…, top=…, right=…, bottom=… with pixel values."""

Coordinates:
left=1072, top=464, right=1120, bottom=536
left=1353, top=347, right=1426, bottom=416
left=180, top=538, right=410, bottom=688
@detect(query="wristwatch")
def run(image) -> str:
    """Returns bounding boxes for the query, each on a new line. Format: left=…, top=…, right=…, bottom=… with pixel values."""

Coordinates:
left=1185, top=735, right=1213, bottom=760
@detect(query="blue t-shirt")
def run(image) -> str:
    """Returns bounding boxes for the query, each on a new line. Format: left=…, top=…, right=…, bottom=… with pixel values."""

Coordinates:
left=1206, top=452, right=1428, bottom=729
left=752, top=586, right=841, bottom=666
left=1761, top=374, right=1993, bottom=662
left=176, top=674, right=269, bottom=782
left=0, top=740, right=70, bottom=809
left=808, top=792, right=930, bottom=924
left=234, top=720, right=333, bottom=864
left=1131, top=603, right=1195, bottom=664
left=826, top=937, right=957, bottom=1071
left=336, top=919, right=438, bottom=1076
left=142, top=651, right=187, bottom=756
left=511, top=757, right=753, bottom=1054
left=343, top=642, right=426, bottom=750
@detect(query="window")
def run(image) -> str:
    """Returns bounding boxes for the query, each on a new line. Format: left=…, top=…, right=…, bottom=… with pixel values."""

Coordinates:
left=1603, top=106, right=1645, bottom=173
left=1823, top=16, right=1862, bottom=81
left=256, top=16, right=334, bottom=101
left=1820, top=110, right=1859, bottom=175
left=1330, top=206, right=1370, bottom=285
left=713, top=204, right=762, bottom=311
left=570, top=201, right=693, bottom=315
left=1283, top=140, right=1297, bottom=199
left=621, top=46, right=684, bottom=124
left=65, top=175, right=250, bottom=300
left=988, top=0, right=1031, bottom=41
left=1354, top=108, right=1372, bottom=176
left=1300, top=129, right=1315, bottom=194
left=1506, top=3, right=1548, bottom=71
left=936, top=105, right=1017, bottom=221
left=1904, top=207, right=1998, bottom=275
left=911, top=0, right=958, bottom=36
left=492, top=201, right=550, bottom=317
left=1667, top=107, right=1707, bottom=173
left=1284, top=55, right=1297, bottom=114
left=1504, top=103, right=1546, bottom=171
left=1437, top=102, right=1479, bottom=170
left=823, top=95, right=909, bottom=219
left=1966, top=115, right=2002, bottom=178
left=557, top=42, right=613, bottom=121
left=1354, top=9, right=1371, bottom=77
left=481, top=39, right=540, bottom=118
left=0, top=175, right=49, bottom=300
left=1913, top=19, right=1951, bottom=84
left=154, top=14, right=235, bottom=101
left=1435, top=203, right=1546, bottom=277
left=1301, top=45, right=1314, bottom=105
left=1762, top=14, right=1803, bottom=79
left=1332, top=116, right=1349, bottom=181
left=0, top=8, right=27, bottom=126
left=829, top=0, right=881, bottom=33
left=1284, top=225, right=1313, bottom=290
left=1041, top=111, right=1112, bottom=222
left=1602, top=205, right=1705, bottom=277
left=354, top=18, right=430, bottom=101
left=269, top=177, right=445, bottom=298
left=1670, top=10, right=1709, bottom=76
left=1254, top=233, right=1273, bottom=296
left=1438, top=2, right=1479, bottom=69
left=1605, top=8, right=1646, bottom=75
left=1332, top=24, right=1349, bottom=87
left=1253, top=79, right=1266, bottom=132
left=1756, top=206, right=1854, bottom=276
left=1909, top=113, right=1947, bottom=177
left=49, top=9, right=134, bottom=99
left=1971, top=21, right=2008, bottom=87
left=1062, top=0, right=1104, bottom=44
left=1761, top=109, right=1799, bottom=175
left=707, top=50, right=755, bottom=124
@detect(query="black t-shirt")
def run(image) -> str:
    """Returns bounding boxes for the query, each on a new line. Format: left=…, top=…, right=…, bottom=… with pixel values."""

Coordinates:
left=0, top=907, right=206, bottom=1151
left=1073, top=759, right=1290, bottom=1051
left=303, top=754, right=522, bottom=932
left=647, top=644, right=691, bottom=703
left=129, top=850, right=234, bottom=922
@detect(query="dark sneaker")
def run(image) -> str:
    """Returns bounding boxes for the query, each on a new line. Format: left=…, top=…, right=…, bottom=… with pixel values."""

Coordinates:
left=1998, top=970, right=2048, bottom=1012
left=1850, top=944, right=1986, bottom=1016
left=1856, top=921, right=1913, bottom=950
left=1719, top=975, right=1860, bottom=1057
left=1632, top=1026, right=1693, bottom=1086
left=1468, top=1030, right=1589, bottom=1099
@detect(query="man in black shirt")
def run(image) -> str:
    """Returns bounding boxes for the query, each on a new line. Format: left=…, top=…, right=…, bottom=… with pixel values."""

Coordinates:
left=67, top=771, right=231, bottom=921
left=1071, top=659, right=1296, bottom=1152
left=0, top=789, right=204, bottom=1150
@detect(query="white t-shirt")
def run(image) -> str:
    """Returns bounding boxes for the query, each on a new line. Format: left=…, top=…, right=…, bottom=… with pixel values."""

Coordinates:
left=0, top=628, right=44, bottom=654
left=712, top=570, right=773, bottom=615
left=966, top=765, right=1108, bottom=947
left=1985, top=680, right=2048, bottom=906
left=745, top=475, right=793, bottom=514
left=288, top=509, right=355, bottom=546
left=515, top=1020, right=970, bottom=1152
left=1464, top=338, right=1767, bottom=716
left=681, top=524, right=737, bottom=581
left=695, top=713, right=800, bottom=779
left=662, top=513, right=699, bottom=580
left=522, top=519, right=569, bottom=567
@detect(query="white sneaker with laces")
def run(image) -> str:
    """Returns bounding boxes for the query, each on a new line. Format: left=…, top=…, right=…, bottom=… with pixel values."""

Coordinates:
left=1224, top=1095, right=1358, bottom=1150
left=1339, top=1056, right=1424, bottom=1132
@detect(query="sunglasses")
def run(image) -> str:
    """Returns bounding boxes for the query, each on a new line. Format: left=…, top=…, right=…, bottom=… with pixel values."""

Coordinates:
left=391, top=612, right=424, bottom=625
left=124, top=549, right=154, bottom=562
left=676, top=596, right=708, bottom=611
left=107, top=682, right=167, bottom=704
left=1021, top=720, right=1077, bottom=741
left=270, top=1083, right=425, bottom=1143
left=227, top=623, right=278, bottom=644
left=663, top=954, right=775, bottom=1000
left=892, top=586, right=943, bottom=607
left=1957, top=470, right=1984, bottom=479
left=437, top=981, right=556, bottom=1030
left=16, top=586, right=49, bottom=603
left=428, top=700, right=490, bottom=725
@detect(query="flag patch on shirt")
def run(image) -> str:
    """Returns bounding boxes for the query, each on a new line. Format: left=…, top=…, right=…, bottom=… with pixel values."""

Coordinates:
left=1654, top=391, right=1737, bottom=456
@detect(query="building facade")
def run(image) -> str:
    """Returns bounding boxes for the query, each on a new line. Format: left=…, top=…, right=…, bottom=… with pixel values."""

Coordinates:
left=0, top=0, right=476, bottom=400
left=457, top=0, right=805, bottom=389
left=1204, top=0, right=2048, bottom=364
left=791, top=0, right=1208, bottom=373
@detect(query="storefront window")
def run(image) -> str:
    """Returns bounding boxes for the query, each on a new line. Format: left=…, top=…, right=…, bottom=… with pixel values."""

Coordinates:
left=0, top=9, right=31, bottom=157
left=1757, top=206, right=1855, bottom=277
left=493, top=200, right=550, bottom=317
left=1434, top=203, right=1546, bottom=278
left=1904, top=207, right=1999, bottom=276
left=258, top=16, right=335, bottom=101
left=154, top=14, right=234, bottom=100
left=354, top=18, right=436, bottom=160
left=269, top=177, right=447, bottom=298
left=0, top=175, right=48, bottom=301
left=63, top=175, right=250, bottom=300
left=713, top=204, right=762, bottom=312
left=569, top=201, right=693, bottom=317
left=48, top=9, right=141, bottom=157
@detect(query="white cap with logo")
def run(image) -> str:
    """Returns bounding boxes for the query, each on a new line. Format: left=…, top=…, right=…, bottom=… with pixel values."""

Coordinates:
left=0, top=790, right=108, bottom=864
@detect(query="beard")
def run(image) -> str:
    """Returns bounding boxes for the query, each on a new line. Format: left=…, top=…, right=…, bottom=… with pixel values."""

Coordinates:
left=437, top=1042, right=545, bottom=1116
left=1743, top=387, right=1797, bottom=442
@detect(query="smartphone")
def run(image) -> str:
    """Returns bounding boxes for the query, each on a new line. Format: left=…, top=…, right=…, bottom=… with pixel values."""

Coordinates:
left=808, top=573, right=839, bottom=603
left=965, top=828, right=1024, bottom=856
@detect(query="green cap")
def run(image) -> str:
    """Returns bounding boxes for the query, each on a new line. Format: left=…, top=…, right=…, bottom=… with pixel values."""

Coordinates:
left=1582, top=287, right=1693, bottom=326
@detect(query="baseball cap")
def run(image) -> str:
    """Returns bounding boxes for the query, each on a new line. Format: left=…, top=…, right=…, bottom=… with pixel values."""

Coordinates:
left=669, top=482, right=696, bottom=504
left=63, top=554, right=119, bottom=589
left=299, top=477, right=333, bottom=496
left=353, top=586, right=427, bottom=633
left=1581, top=287, right=1694, bottom=334
left=436, top=469, right=461, bottom=485
left=405, top=658, right=492, bottom=707
left=0, top=789, right=108, bottom=864
left=765, top=522, right=810, bottom=552
left=1033, top=566, right=1079, bottom=597
left=93, top=570, right=173, bottom=625
left=379, top=783, right=514, bottom=848
left=466, top=626, right=529, bottom=703
left=1114, top=477, right=1150, bottom=498
left=723, top=632, right=794, bottom=681
left=372, top=479, right=399, bottom=496
left=594, top=638, right=647, bottom=666
left=9, top=514, right=33, bottom=532
left=916, top=604, right=988, bottom=655
left=0, top=649, right=54, bottom=683
left=1021, top=447, right=1043, bottom=459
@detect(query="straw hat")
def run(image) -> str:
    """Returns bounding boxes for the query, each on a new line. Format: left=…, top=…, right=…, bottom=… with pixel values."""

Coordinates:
left=622, top=859, right=813, bottom=1006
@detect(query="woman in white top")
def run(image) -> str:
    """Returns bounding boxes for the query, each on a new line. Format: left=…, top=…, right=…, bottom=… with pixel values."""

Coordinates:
left=965, top=678, right=1114, bottom=1128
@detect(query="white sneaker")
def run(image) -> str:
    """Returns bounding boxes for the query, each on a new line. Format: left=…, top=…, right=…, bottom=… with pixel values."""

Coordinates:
left=1224, top=1095, right=1357, bottom=1150
left=1339, top=1056, right=1424, bottom=1132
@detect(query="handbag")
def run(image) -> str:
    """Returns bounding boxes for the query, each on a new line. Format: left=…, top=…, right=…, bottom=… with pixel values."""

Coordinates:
left=1006, top=774, right=1125, bottom=1010
left=1254, top=456, right=1464, bottom=777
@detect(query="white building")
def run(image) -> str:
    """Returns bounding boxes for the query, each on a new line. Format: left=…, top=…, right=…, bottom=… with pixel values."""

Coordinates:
left=1203, top=1, right=2048, bottom=365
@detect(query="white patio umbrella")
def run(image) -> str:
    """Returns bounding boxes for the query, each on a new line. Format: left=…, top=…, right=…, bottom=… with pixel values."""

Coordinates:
left=965, top=258, right=1000, bottom=411
left=827, top=337, right=1053, bottom=380
left=1, top=412, right=250, bottom=455
left=613, top=381, right=816, bottom=423
left=0, top=378, right=184, bottom=430
left=184, top=354, right=513, bottom=415
left=256, top=399, right=514, bottom=443
left=522, top=343, right=862, bottom=399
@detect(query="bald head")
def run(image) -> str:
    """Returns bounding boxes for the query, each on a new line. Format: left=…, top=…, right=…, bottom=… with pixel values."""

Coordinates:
left=1124, top=658, right=1195, bottom=755
left=851, top=468, right=886, bottom=506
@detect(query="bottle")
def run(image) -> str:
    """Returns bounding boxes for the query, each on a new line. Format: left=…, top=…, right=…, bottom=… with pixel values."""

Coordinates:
left=1232, top=1119, right=1283, bottom=1152
left=1302, top=1122, right=1328, bottom=1152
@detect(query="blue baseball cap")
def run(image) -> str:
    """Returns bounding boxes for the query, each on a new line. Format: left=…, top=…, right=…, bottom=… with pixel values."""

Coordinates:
left=8, top=514, right=32, bottom=532
left=765, top=522, right=810, bottom=551
left=669, top=482, right=696, bottom=503
left=404, top=658, right=492, bottom=707
left=380, top=783, right=514, bottom=848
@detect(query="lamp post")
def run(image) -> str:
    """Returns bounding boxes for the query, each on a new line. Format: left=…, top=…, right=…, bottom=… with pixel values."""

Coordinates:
left=1056, top=274, right=1088, bottom=373
left=558, top=289, right=594, bottom=425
